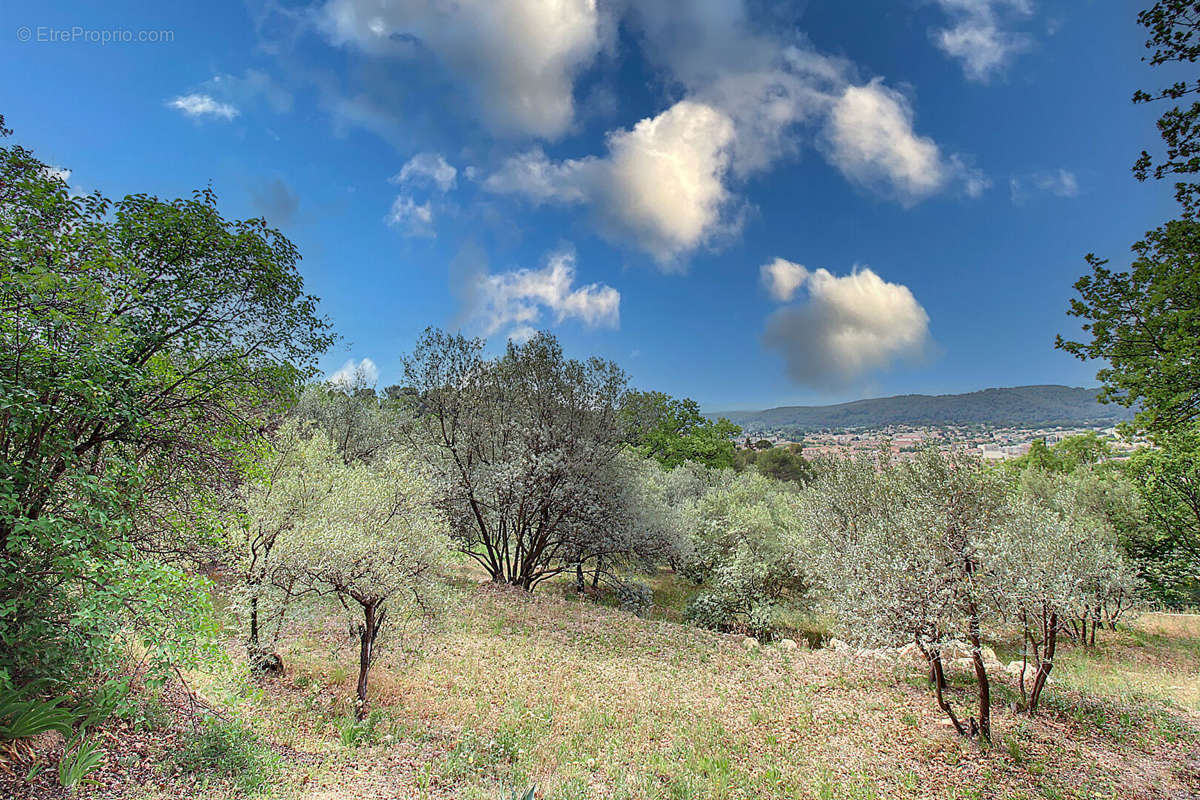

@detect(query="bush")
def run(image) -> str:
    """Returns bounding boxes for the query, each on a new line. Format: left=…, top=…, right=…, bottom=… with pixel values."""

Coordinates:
left=681, top=472, right=807, bottom=636
left=616, top=582, right=654, bottom=617
left=170, top=716, right=279, bottom=795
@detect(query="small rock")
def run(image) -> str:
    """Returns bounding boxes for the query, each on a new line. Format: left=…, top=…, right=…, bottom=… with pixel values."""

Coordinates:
left=828, top=638, right=851, bottom=652
left=1005, top=661, right=1026, bottom=677
left=778, top=638, right=798, bottom=650
left=742, top=636, right=759, bottom=650
left=980, top=646, right=998, bottom=664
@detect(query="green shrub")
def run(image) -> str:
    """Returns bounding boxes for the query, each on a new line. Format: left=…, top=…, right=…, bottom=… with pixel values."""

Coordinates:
left=170, top=716, right=279, bottom=795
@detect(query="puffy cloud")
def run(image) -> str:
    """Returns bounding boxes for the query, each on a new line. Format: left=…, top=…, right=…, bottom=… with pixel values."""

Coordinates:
left=824, top=79, right=948, bottom=205
left=385, top=195, right=435, bottom=236
left=932, top=0, right=1033, bottom=82
left=480, top=3, right=977, bottom=264
left=392, top=152, right=457, bottom=192
left=1009, top=168, right=1079, bottom=203
left=762, top=264, right=931, bottom=389
left=760, top=258, right=810, bottom=302
left=485, top=100, right=736, bottom=265
left=319, top=0, right=604, bottom=138
left=463, top=249, right=619, bottom=340
left=168, top=93, right=239, bottom=120
left=329, top=357, right=379, bottom=387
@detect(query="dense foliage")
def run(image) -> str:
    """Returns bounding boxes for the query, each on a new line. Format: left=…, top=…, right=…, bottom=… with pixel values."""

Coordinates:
left=399, top=329, right=667, bottom=592
left=622, top=390, right=741, bottom=469
left=0, top=122, right=332, bottom=688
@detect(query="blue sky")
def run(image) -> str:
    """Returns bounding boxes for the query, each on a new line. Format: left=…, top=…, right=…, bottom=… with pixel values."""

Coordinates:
left=1, top=0, right=1179, bottom=410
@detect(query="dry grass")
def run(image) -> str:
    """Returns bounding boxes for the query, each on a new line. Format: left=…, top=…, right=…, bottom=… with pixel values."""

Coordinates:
left=112, top=584, right=1197, bottom=800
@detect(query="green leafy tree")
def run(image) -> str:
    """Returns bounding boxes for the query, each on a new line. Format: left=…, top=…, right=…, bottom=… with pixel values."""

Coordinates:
left=0, top=120, right=332, bottom=686
left=621, top=390, right=741, bottom=469
left=1132, top=1, right=1200, bottom=211
left=1126, top=428, right=1200, bottom=603
left=1057, top=220, right=1200, bottom=434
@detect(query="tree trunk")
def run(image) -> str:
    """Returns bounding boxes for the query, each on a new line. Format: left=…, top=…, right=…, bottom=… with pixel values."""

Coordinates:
left=575, top=562, right=585, bottom=594
left=248, top=592, right=260, bottom=655
left=356, top=600, right=385, bottom=720
left=1027, top=612, right=1057, bottom=715
left=967, top=609, right=991, bottom=741
left=920, top=643, right=967, bottom=737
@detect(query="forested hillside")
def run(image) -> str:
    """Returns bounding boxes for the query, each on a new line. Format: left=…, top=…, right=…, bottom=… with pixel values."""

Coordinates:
left=717, top=385, right=1134, bottom=433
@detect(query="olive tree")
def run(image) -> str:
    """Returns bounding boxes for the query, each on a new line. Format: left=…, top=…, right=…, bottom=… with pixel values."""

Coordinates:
left=399, top=329, right=642, bottom=592
left=269, top=429, right=449, bottom=717
left=682, top=471, right=807, bottom=637
left=993, top=484, right=1139, bottom=715
left=806, top=450, right=1007, bottom=741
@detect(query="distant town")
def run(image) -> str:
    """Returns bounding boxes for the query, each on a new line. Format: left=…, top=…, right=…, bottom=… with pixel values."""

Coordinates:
left=740, top=423, right=1142, bottom=462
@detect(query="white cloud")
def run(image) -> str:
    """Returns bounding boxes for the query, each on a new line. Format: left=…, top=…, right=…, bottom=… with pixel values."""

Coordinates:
left=824, top=79, right=948, bottom=205
left=385, top=195, right=435, bottom=236
left=932, top=0, right=1033, bottom=82
left=761, top=258, right=811, bottom=302
left=392, top=152, right=457, bottom=192
left=1010, top=168, right=1079, bottom=203
left=329, top=357, right=379, bottom=388
left=320, top=0, right=604, bottom=138
left=478, top=4, right=977, bottom=264
left=386, top=152, right=458, bottom=236
left=762, top=264, right=931, bottom=389
left=168, top=93, right=240, bottom=120
left=485, top=100, right=736, bottom=265
left=464, top=249, right=620, bottom=340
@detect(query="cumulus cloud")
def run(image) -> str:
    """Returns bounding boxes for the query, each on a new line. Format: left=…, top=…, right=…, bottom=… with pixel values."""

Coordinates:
left=329, top=357, right=379, bottom=388
left=479, top=2, right=977, bottom=264
left=932, top=0, right=1033, bottom=82
left=392, top=152, right=457, bottom=192
left=168, top=93, right=239, bottom=120
left=824, top=79, right=949, bottom=204
left=462, top=249, right=620, bottom=340
left=485, top=100, right=736, bottom=265
left=761, top=258, right=810, bottom=302
left=385, top=195, right=435, bottom=236
left=762, top=262, right=931, bottom=389
left=1009, top=168, right=1079, bottom=203
left=319, top=0, right=604, bottom=138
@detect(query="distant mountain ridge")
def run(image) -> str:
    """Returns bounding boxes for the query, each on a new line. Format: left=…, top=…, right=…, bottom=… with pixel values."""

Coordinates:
left=712, top=385, right=1134, bottom=434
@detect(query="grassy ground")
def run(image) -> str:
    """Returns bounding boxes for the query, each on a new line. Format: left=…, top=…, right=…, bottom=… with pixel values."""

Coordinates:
left=111, top=571, right=1200, bottom=800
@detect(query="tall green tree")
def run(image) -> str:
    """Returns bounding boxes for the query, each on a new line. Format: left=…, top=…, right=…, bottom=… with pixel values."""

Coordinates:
left=1056, top=219, right=1200, bottom=434
left=621, top=390, right=741, bottom=469
left=0, top=120, right=332, bottom=685
left=1132, top=1, right=1200, bottom=211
